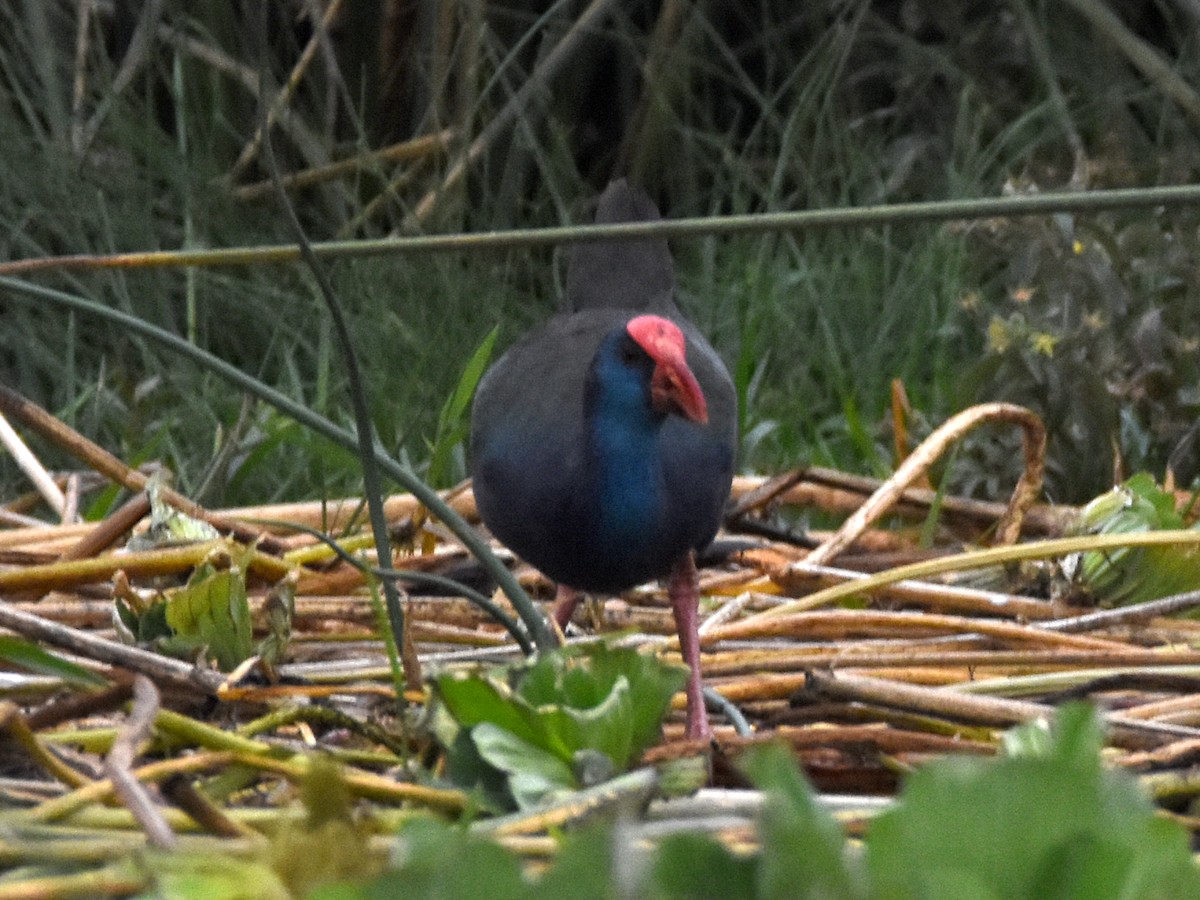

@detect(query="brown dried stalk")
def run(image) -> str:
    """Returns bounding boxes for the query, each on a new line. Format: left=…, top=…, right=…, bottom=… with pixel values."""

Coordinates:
left=802, top=403, right=1046, bottom=569
left=106, top=675, right=176, bottom=849
left=0, top=384, right=280, bottom=551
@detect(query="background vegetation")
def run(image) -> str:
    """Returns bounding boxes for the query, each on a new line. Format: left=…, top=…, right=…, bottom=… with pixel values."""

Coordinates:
left=1, top=0, right=1198, bottom=510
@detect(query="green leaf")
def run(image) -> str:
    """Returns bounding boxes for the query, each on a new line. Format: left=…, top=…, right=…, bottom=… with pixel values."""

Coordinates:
left=335, top=817, right=526, bottom=900
left=646, top=832, right=757, bottom=900
left=164, top=559, right=254, bottom=671
left=517, top=644, right=685, bottom=768
left=435, top=644, right=687, bottom=812
left=130, top=854, right=291, bottom=900
left=1068, top=474, right=1200, bottom=607
left=0, top=635, right=107, bottom=688
left=865, top=704, right=1200, bottom=900
left=436, top=669, right=566, bottom=757
left=427, top=325, right=497, bottom=487
left=742, top=742, right=864, bottom=900
left=471, top=723, right=577, bottom=809
left=527, top=824, right=616, bottom=900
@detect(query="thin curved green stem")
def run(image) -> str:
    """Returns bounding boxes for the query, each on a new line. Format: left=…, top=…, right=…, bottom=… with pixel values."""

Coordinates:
left=6, top=182, right=1200, bottom=276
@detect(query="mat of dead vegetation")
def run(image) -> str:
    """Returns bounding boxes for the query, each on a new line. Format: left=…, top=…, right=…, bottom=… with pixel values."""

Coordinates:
left=3, top=395, right=1200, bottom=894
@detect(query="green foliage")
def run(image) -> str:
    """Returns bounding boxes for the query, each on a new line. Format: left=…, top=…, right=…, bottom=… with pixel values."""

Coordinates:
left=3, top=4, right=1200, bottom=506
left=1062, top=473, right=1200, bottom=606
left=268, top=756, right=383, bottom=898
left=956, top=213, right=1200, bottom=502
left=742, top=743, right=865, bottom=899
left=113, top=547, right=259, bottom=672
left=432, top=643, right=687, bottom=811
left=310, top=817, right=527, bottom=900
left=865, top=704, right=1200, bottom=899
left=0, top=635, right=108, bottom=688
left=323, top=705, right=1199, bottom=900
left=131, top=855, right=291, bottom=900
left=425, top=325, right=498, bottom=487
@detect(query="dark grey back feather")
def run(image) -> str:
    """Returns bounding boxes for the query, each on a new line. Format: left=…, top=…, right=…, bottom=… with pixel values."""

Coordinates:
left=565, top=179, right=676, bottom=314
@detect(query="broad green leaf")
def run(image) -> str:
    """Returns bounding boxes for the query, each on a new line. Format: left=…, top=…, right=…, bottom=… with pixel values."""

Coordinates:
left=0, top=635, right=107, bottom=688
left=517, top=644, right=685, bottom=767
left=527, top=824, right=615, bottom=900
left=1067, top=474, right=1200, bottom=606
left=435, top=644, right=688, bottom=811
left=339, top=817, right=526, bottom=900
left=646, top=832, right=757, bottom=900
left=525, top=675, right=634, bottom=772
left=865, top=704, right=1200, bottom=900
left=471, top=722, right=577, bottom=809
left=435, top=670, right=568, bottom=758
left=742, top=742, right=864, bottom=900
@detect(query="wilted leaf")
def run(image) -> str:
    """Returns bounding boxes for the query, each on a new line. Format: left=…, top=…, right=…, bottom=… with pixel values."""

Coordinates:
left=165, top=560, right=254, bottom=671
left=1065, top=473, right=1200, bottom=606
left=125, top=470, right=220, bottom=551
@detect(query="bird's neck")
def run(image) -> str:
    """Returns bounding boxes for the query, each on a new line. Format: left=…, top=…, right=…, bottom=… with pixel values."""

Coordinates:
left=585, top=393, right=664, bottom=547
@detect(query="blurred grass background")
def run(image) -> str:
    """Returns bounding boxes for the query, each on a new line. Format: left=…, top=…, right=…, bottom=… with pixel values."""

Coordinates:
left=0, top=0, right=1198, bottom=513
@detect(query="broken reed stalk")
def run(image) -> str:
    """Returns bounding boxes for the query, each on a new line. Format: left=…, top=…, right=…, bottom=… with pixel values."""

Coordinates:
left=105, top=675, right=176, bottom=849
left=0, top=385, right=276, bottom=551
left=803, top=402, right=1045, bottom=568
left=802, top=669, right=1200, bottom=750
left=703, top=609, right=1131, bottom=652
left=738, top=530, right=1200, bottom=624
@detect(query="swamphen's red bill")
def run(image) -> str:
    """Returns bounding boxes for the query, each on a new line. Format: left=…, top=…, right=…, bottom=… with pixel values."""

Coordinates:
left=627, top=315, right=708, bottom=425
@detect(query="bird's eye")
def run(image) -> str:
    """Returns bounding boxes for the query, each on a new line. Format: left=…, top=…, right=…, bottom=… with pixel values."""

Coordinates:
left=620, top=344, right=641, bottom=365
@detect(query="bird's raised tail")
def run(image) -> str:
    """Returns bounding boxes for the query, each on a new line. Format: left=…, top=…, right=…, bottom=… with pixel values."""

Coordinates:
left=565, top=178, right=676, bottom=314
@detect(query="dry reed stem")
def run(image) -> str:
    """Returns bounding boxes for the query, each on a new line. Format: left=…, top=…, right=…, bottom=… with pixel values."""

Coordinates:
left=0, top=701, right=94, bottom=790
left=228, top=0, right=347, bottom=182
left=105, top=675, right=176, bottom=849
left=703, top=609, right=1129, bottom=651
left=0, top=385, right=279, bottom=551
left=0, top=541, right=289, bottom=592
left=0, top=602, right=225, bottom=696
left=802, top=403, right=1046, bottom=569
left=233, top=130, right=454, bottom=201
left=0, top=411, right=67, bottom=520
left=803, top=670, right=1200, bottom=750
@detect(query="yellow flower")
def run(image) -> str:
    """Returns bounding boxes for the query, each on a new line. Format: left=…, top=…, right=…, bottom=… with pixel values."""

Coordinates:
left=1029, top=331, right=1060, bottom=357
left=988, top=316, right=1013, bottom=353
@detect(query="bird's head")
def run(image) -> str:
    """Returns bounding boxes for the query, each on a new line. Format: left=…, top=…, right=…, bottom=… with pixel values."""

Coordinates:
left=624, top=315, right=708, bottom=424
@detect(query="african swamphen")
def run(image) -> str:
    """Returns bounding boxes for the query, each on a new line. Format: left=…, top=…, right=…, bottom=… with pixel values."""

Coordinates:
left=470, top=180, right=737, bottom=739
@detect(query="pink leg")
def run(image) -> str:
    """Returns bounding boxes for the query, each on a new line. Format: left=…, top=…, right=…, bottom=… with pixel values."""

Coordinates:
left=668, top=551, right=711, bottom=740
left=551, top=584, right=583, bottom=633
